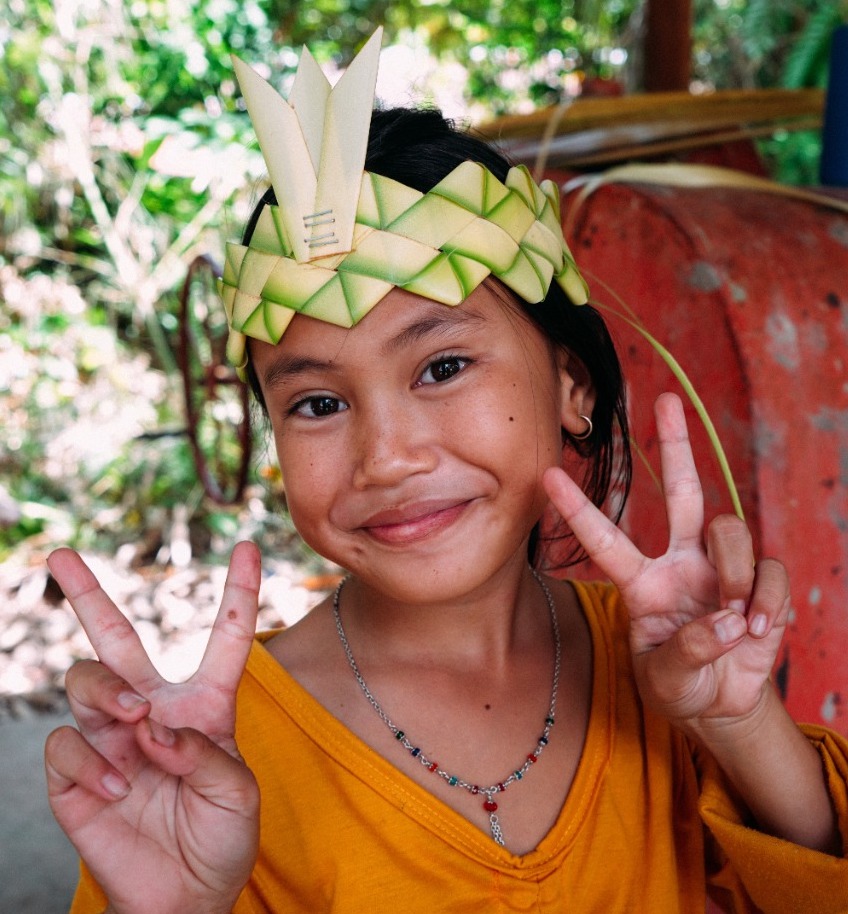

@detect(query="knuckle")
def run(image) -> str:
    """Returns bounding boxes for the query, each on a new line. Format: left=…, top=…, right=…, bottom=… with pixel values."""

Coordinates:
left=664, top=475, right=702, bottom=499
left=175, top=725, right=213, bottom=763
left=675, top=624, right=705, bottom=665
left=710, top=513, right=752, bottom=544
left=590, top=523, right=619, bottom=557
left=757, top=556, right=789, bottom=585
left=212, top=609, right=255, bottom=642
left=64, top=658, right=102, bottom=690
left=753, top=557, right=791, bottom=605
left=44, top=725, right=79, bottom=761
left=725, top=564, right=755, bottom=591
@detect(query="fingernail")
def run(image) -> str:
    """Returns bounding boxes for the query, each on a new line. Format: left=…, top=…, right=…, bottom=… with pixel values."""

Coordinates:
left=117, top=691, right=147, bottom=711
left=725, top=599, right=746, bottom=614
left=102, top=772, right=131, bottom=799
left=749, top=613, right=768, bottom=637
left=715, top=612, right=747, bottom=644
left=147, top=718, right=176, bottom=747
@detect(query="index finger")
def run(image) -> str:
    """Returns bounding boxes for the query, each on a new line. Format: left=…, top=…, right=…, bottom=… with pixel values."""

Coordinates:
left=192, top=541, right=261, bottom=693
left=47, top=548, right=161, bottom=692
left=543, top=466, right=647, bottom=590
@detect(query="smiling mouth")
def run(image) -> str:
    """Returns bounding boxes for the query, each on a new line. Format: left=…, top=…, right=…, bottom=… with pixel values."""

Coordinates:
left=360, top=501, right=471, bottom=545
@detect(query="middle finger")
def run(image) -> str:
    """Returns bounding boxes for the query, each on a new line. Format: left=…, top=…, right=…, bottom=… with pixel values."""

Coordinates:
left=655, top=393, right=705, bottom=551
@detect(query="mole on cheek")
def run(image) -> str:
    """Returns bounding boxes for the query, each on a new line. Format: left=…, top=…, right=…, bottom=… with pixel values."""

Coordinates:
left=508, top=416, right=514, bottom=422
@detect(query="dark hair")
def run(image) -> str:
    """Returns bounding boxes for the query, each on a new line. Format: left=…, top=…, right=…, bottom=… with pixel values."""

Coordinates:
left=243, top=107, right=631, bottom=568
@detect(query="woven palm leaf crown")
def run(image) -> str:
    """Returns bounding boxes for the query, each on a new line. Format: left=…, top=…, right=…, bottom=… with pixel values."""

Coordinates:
left=220, top=28, right=589, bottom=370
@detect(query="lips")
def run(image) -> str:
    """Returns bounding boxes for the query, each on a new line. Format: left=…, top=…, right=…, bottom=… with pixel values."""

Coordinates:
left=359, top=499, right=472, bottom=545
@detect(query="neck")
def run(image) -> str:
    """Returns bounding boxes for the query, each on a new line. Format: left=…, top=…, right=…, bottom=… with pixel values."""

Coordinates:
left=335, top=556, right=551, bottom=674
left=332, top=561, right=563, bottom=850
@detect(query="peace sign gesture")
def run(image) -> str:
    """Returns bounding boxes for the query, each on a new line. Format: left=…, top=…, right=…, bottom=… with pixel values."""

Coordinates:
left=545, top=393, right=789, bottom=730
left=44, top=541, right=261, bottom=914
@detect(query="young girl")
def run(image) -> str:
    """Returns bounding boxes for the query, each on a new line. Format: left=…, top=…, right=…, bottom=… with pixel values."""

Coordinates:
left=45, top=33, right=848, bottom=914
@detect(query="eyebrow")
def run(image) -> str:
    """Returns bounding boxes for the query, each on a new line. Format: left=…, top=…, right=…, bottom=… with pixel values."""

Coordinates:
left=380, top=305, right=486, bottom=355
left=262, top=354, right=338, bottom=391
left=261, top=305, right=486, bottom=390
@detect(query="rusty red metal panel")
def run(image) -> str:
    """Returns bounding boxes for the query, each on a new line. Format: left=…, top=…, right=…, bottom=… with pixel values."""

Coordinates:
left=557, top=179, right=848, bottom=735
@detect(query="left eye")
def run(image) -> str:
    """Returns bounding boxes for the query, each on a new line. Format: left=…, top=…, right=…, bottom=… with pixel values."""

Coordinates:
left=419, top=356, right=469, bottom=385
left=291, top=396, right=348, bottom=418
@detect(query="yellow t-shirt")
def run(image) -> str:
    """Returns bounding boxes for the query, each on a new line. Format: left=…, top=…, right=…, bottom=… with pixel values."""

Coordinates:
left=71, top=581, right=848, bottom=913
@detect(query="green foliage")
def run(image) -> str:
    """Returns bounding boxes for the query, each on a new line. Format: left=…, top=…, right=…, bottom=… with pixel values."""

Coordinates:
left=689, top=0, right=845, bottom=91
left=781, top=6, right=845, bottom=90
left=757, top=130, right=823, bottom=186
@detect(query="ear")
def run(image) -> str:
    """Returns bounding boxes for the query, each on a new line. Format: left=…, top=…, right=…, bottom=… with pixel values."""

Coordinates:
left=556, top=349, right=596, bottom=440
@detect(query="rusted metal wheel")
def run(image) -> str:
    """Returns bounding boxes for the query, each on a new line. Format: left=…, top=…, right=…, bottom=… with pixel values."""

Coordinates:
left=178, top=255, right=251, bottom=505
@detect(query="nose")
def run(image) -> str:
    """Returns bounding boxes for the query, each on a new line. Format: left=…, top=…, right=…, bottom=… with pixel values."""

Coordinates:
left=351, top=400, right=438, bottom=489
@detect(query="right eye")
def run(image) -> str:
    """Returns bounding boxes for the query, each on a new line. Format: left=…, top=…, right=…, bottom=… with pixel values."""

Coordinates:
left=290, top=396, right=348, bottom=419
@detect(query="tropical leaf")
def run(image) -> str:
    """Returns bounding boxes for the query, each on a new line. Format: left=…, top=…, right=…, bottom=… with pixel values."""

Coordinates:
left=782, top=6, right=845, bottom=89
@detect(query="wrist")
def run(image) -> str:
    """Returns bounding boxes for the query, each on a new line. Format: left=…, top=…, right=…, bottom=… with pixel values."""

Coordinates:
left=677, top=681, right=775, bottom=748
left=679, top=682, right=840, bottom=853
left=102, top=902, right=237, bottom=914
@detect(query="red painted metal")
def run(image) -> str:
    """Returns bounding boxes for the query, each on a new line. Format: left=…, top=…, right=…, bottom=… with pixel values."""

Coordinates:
left=554, top=177, right=848, bottom=736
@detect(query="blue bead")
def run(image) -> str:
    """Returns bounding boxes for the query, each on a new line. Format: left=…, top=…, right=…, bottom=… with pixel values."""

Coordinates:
left=449, top=776, right=458, bottom=786
left=411, top=747, right=420, bottom=757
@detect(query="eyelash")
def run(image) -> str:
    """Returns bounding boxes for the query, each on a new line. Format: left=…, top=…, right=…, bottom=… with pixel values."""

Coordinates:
left=288, top=395, right=348, bottom=419
left=416, top=354, right=472, bottom=386
left=287, top=354, right=472, bottom=419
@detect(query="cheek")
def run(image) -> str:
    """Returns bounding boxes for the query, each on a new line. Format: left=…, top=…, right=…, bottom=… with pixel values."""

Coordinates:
left=496, top=376, right=563, bottom=461
left=274, top=433, right=330, bottom=520
left=277, top=462, right=336, bottom=558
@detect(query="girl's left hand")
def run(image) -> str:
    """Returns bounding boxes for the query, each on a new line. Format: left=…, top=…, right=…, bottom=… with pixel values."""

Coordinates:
left=544, top=392, right=790, bottom=730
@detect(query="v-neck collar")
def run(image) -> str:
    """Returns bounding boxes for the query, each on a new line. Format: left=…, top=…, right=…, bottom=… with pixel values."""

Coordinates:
left=246, top=579, right=615, bottom=877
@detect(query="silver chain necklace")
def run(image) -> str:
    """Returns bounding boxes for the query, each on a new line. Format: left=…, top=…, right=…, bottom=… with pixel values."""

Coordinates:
left=332, top=568, right=561, bottom=846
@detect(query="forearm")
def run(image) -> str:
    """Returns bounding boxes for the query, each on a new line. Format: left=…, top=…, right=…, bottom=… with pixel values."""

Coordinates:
left=686, top=682, right=841, bottom=855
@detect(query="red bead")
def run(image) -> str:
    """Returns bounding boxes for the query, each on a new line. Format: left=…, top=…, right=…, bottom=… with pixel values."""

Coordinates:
left=428, top=762, right=439, bottom=772
left=471, top=785, right=480, bottom=795
left=497, top=783, right=505, bottom=792
left=483, top=799, right=498, bottom=812
left=527, top=754, right=538, bottom=763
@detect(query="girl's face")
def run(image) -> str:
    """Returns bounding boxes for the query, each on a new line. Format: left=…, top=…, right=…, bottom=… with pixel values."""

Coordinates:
left=250, top=283, right=585, bottom=603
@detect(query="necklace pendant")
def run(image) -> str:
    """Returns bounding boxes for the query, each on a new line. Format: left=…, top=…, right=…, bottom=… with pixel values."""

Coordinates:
left=483, top=797, right=498, bottom=812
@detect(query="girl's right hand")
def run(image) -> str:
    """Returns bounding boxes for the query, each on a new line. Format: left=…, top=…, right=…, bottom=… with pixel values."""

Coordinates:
left=44, top=542, right=261, bottom=914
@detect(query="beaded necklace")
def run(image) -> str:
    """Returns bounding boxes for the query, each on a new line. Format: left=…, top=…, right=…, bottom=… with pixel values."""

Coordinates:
left=332, top=569, right=561, bottom=846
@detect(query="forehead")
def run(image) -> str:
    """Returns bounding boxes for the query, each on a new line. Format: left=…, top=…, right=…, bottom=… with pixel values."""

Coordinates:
left=249, top=282, right=528, bottom=380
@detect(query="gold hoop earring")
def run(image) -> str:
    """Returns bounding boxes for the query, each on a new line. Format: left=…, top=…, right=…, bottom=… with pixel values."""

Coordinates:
left=572, top=414, right=593, bottom=441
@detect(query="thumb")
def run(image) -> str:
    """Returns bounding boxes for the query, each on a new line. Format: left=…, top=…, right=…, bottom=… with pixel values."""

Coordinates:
left=136, top=717, right=259, bottom=814
left=634, top=611, right=746, bottom=711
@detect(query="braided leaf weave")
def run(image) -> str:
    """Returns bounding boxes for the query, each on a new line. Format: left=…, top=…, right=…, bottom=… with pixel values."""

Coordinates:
left=220, top=161, right=588, bottom=368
